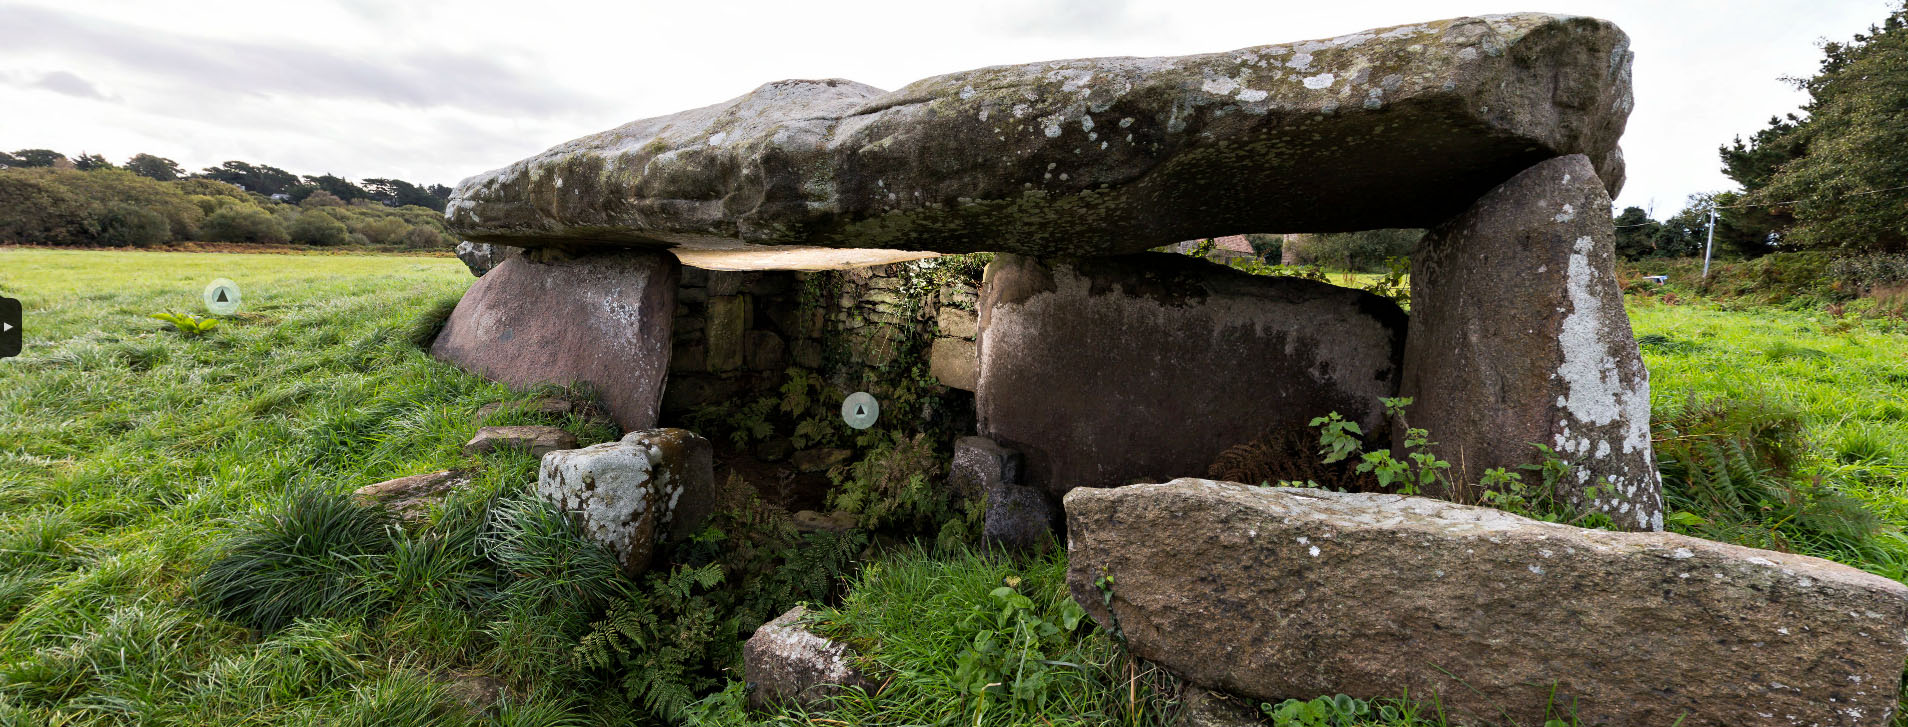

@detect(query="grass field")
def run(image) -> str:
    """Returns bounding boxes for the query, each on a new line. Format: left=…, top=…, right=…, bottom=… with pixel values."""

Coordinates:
left=2, top=248, right=1906, bottom=725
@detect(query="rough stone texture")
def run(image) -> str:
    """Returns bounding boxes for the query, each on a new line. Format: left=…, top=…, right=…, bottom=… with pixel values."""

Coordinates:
left=1066, top=479, right=1908, bottom=727
left=978, top=252, right=1406, bottom=497
left=432, top=249, right=678, bottom=432
left=1402, top=154, right=1660, bottom=530
left=705, top=295, right=747, bottom=371
left=1177, top=686, right=1267, bottom=727
left=463, top=425, right=577, bottom=458
left=949, top=436, right=1022, bottom=501
left=928, top=336, right=978, bottom=391
left=937, top=307, right=978, bottom=339
left=536, top=429, right=714, bottom=576
left=983, top=483, right=1058, bottom=551
left=446, top=14, right=1630, bottom=262
left=473, top=398, right=575, bottom=424
left=352, top=470, right=472, bottom=521
left=743, top=606, right=877, bottom=709
left=453, top=241, right=522, bottom=277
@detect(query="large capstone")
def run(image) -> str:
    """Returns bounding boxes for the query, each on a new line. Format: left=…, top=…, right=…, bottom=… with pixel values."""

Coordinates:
left=977, top=253, right=1405, bottom=497
left=432, top=249, right=677, bottom=431
left=446, top=14, right=1631, bottom=265
left=1402, top=154, right=1661, bottom=530
left=536, top=429, right=714, bottom=576
left=1066, top=480, right=1908, bottom=727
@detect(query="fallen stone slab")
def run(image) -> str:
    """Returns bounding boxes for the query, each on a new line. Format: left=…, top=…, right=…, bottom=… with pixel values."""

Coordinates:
left=463, top=425, right=577, bottom=458
left=743, top=605, right=877, bottom=709
left=537, top=429, right=715, bottom=576
left=1065, top=479, right=1908, bottom=727
left=445, top=14, right=1630, bottom=263
left=979, top=253, right=1406, bottom=497
left=432, top=249, right=678, bottom=431
left=1402, top=154, right=1661, bottom=530
left=352, top=470, right=472, bottom=521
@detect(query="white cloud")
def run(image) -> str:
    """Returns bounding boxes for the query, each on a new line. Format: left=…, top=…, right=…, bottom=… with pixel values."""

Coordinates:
left=1, top=0, right=1892, bottom=219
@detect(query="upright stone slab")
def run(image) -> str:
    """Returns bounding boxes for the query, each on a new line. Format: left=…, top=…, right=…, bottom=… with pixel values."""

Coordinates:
left=1066, top=480, right=1908, bottom=727
left=432, top=249, right=678, bottom=431
left=1402, top=154, right=1660, bottom=530
left=978, top=253, right=1406, bottom=497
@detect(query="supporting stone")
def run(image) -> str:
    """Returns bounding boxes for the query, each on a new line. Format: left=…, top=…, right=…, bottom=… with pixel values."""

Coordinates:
left=432, top=249, right=678, bottom=432
left=977, top=253, right=1406, bottom=498
left=536, top=429, right=714, bottom=577
left=453, top=241, right=521, bottom=277
left=1066, top=479, right=1908, bottom=727
left=1402, top=154, right=1661, bottom=530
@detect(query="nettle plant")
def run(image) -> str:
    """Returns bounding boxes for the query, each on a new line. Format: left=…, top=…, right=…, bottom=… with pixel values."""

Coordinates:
left=1307, top=397, right=1614, bottom=528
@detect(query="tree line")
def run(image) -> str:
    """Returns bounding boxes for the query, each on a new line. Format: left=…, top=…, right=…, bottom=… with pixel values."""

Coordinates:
left=1615, top=1, right=1907, bottom=261
left=0, top=150, right=458, bottom=249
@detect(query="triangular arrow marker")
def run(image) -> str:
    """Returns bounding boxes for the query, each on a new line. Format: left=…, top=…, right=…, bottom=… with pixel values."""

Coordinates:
left=2, top=322, right=11, bottom=332
left=216, top=290, right=229, bottom=302
left=855, top=405, right=865, bottom=416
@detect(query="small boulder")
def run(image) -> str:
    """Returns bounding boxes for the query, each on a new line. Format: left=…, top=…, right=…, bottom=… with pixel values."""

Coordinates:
left=453, top=241, right=522, bottom=277
left=1177, top=686, right=1266, bottom=727
left=982, top=483, right=1057, bottom=552
left=948, top=436, right=1021, bottom=501
left=928, top=337, right=977, bottom=391
left=463, top=425, right=577, bottom=458
left=537, top=429, right=715, bottom=576
left=743, top=605, right=877, bottom=709
left=1065, top=480, right=1908, bottom=726
left=352, top=470, right=472, bottom=521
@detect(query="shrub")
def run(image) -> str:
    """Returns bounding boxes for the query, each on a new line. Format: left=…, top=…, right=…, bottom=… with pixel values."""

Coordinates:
left=403, top=224, right=446, bottom=249
left=0, top=172, right=96, bottom=244
left=356, top=216, right=413, bottom=246
left=194, top=488, right=395, bottom=632
left=96, top=203, right=171, bottom=246
left=288, top=211, right=349, bottom=246
left=300, top=190, right=346, bottom=208
left=1830, top=253, right=1908, bottom=292
left=202, top=205, right=290, bottom=244
left=827, top=432, right=950, bottom=532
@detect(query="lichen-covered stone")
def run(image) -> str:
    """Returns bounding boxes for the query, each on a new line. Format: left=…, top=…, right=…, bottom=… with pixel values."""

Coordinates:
left=432, top=249, right=678, bottom=432
left=536, top=428, right=714, bottom=576
left=446, top=14, right=1630, bottom=262
left=705, top=295, right=747, bottom=372
left=453, top=241, right=522, bottom=277
left=1402, top=154, right=1660, bottom=530
left=743, top=606, right=876, bottom=709
left=352, top=470, right=471, bottom=521
left=1065, top=479, right=1908, bottom=727
left=462, top=425, right=577, bottom=458
left=978, top=253, right=1405, bottom=497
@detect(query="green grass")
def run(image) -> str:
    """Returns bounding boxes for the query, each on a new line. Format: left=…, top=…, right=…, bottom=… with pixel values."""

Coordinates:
left=5, top=248, right=1908, bottom=725
left=0, top=248, right=619, bottom=725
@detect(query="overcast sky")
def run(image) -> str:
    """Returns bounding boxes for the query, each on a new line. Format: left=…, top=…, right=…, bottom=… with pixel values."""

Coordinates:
left=0, top=0, right=1893, bottom=218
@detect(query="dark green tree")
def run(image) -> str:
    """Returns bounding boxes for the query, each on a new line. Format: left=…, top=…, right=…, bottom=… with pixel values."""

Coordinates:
left=297, top=174, right=368, bottom=203
left=9, top=149, right=69, bottom=168
left=1612, top=207, right=1663, bottom=260
left=363, top=178, right=450, bottom=209
left=199, top=161, right=300, bottom=196
left=73, top=153, right=114, bottom=171
left=124, top=153, right=184, bottom=181
left=1734, top=2, right=1908, bottom=252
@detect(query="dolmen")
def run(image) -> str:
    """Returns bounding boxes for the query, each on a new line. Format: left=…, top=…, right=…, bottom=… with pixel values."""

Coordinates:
left=436, top=11, right=1658, bottom=529
left=431, top=11, right=1908, bottom=722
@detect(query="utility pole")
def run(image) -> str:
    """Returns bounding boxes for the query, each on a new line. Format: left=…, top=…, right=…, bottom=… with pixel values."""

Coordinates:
left=1701, top=206, right=1717, bottom=280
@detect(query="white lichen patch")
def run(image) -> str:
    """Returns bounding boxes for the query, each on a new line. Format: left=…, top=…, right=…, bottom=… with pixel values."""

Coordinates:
left=1302, top=73, right=1336, bottom=90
